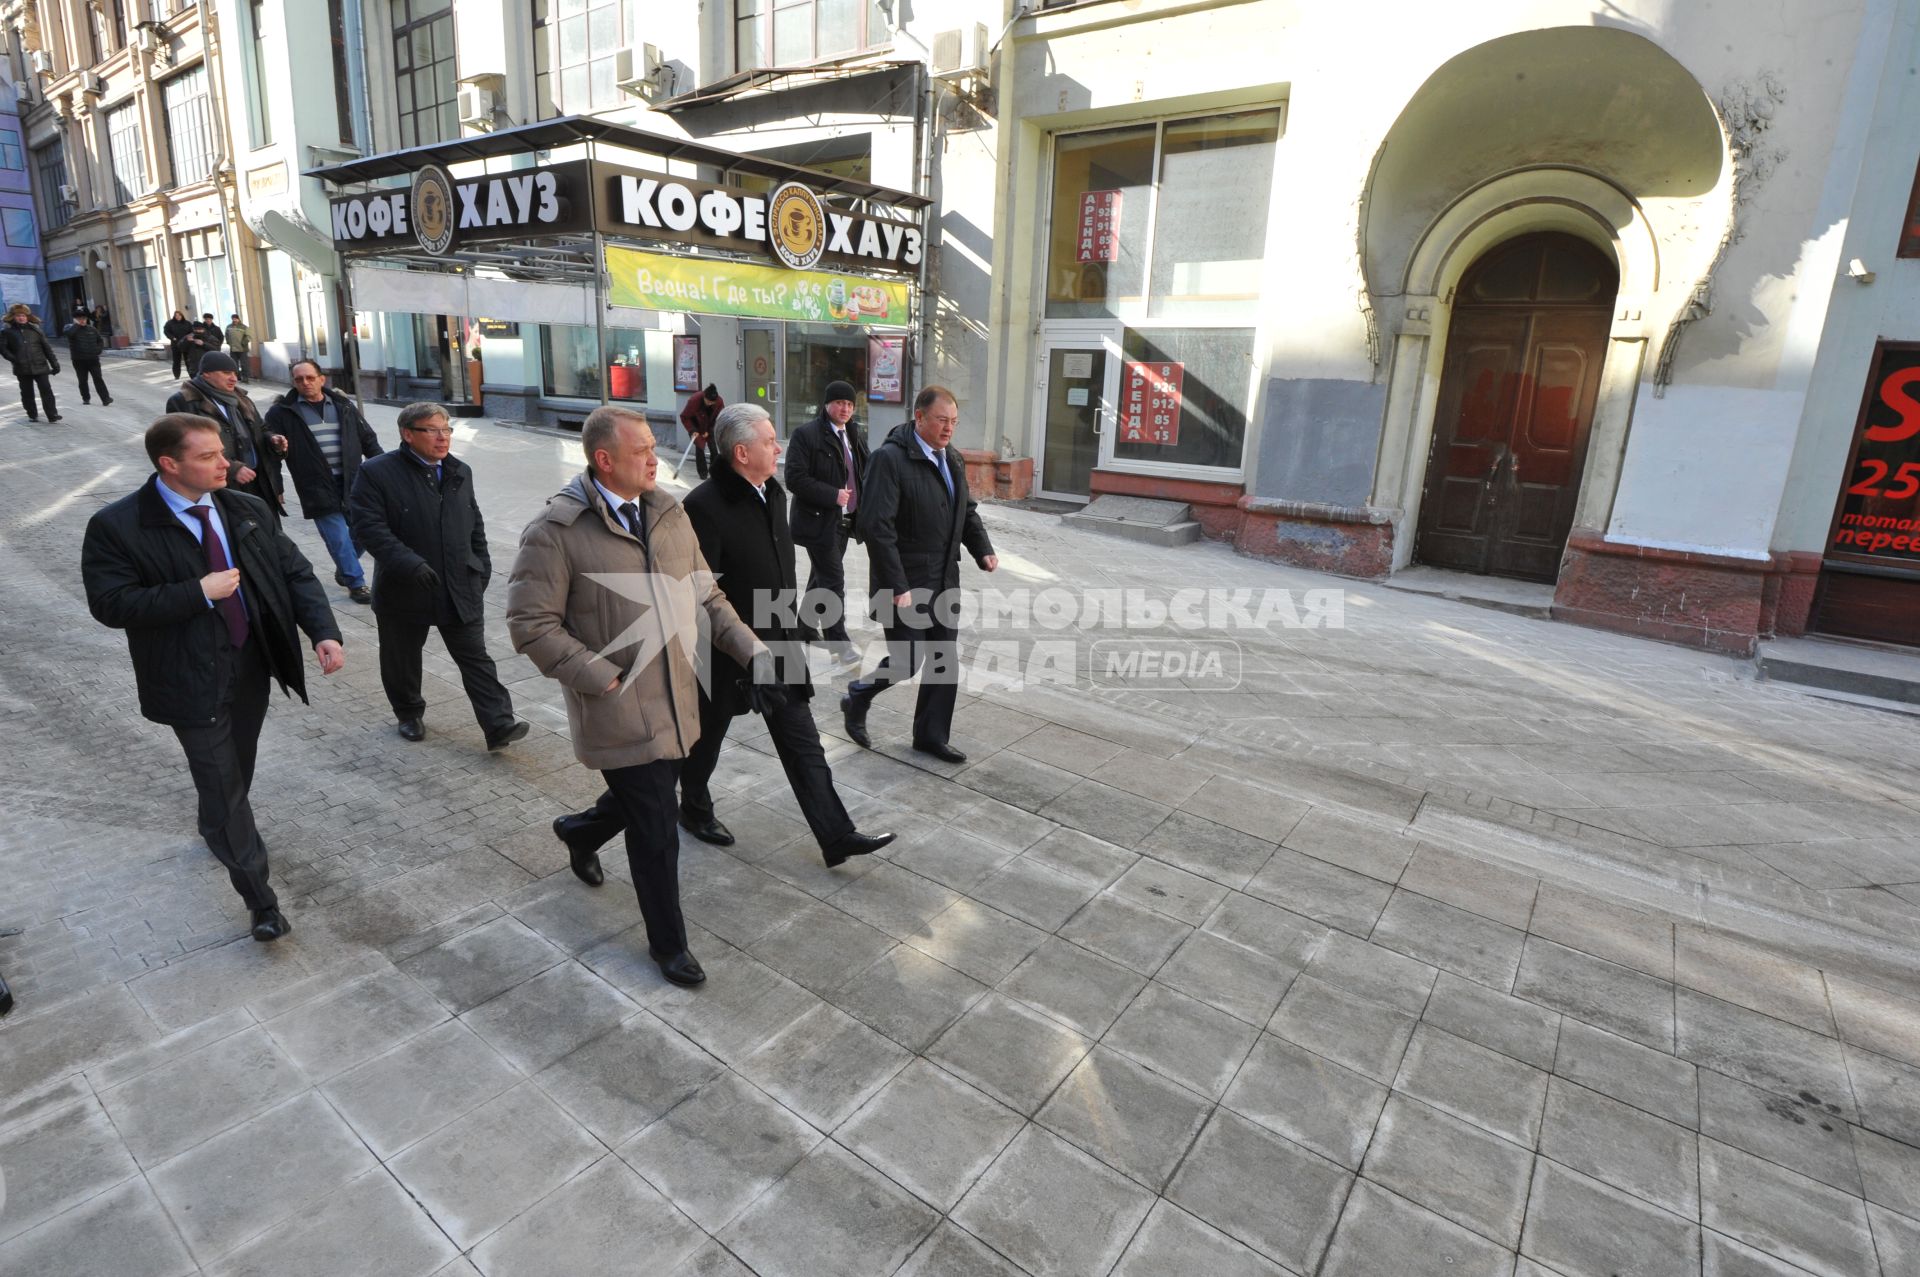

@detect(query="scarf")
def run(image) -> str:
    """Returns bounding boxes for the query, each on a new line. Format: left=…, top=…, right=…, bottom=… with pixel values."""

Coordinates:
left=191, top=376, right=246, bottom=414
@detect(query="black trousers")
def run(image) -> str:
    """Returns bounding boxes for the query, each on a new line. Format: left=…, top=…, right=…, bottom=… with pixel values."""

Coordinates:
left=847, top=594, right=962, bottom=747
left=803, top=522, right=854, bottom=645
left=682, top=688, right=854, bottom=850
left=170, top=346, right=187, bottom=378
left=691, top=434, right=712, bottom=479
left=73, top=358, right=109, bottom=403
left=376, top=614, right=516, bottom=733
left=170, top=637, right=276, bottom=911
left=16, top=373, right=54, bottom=418
left=567, top=759, right=688, bottom=957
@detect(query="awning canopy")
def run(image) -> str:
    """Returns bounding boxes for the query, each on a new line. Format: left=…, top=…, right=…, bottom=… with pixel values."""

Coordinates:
left=303, top=113, right=930, bottom=211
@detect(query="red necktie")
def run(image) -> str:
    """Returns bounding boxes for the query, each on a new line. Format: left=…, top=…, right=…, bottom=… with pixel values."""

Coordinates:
left=188, top=505, right=250, bottom=648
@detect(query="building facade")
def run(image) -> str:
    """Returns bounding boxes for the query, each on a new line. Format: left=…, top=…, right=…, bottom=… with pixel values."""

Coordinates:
left=0, top=76, right=48, bottom=315
left=982, top=0, right=1920, bottom=653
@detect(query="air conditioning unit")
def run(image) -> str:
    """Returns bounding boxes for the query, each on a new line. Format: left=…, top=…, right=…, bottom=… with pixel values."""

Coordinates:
left=614, top=43, right=664, bottom=95
left=27, top=50, right=51, bottom=75
left=134, top=27, right=157, bottom=52
left=11, top=81, right=30, bottom=102
left=79, top=71, right=104, bottom=95
left=57, top=182, right=76, bottom=203
left=456, top=82, right=495, bottom=129
left=929, top=23, right=989, bottom=81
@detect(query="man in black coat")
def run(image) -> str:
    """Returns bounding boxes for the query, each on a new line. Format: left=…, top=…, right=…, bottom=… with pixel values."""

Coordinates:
left=1, top=305, right=61, bottom=421
left=81, top=414, right=345, bottom=941
left=183, top=312, right=224, bottom=376
left=166, top=352, right=284, bottom=513
left=65, top=311, right=112, bottom=405
left=842, top=385, right=997, bottom=763
left=784, top=379, right=868, bottom=666
left=266, top=359, right=382, bottom=604
left=551, top=403, right=892, bottom=876
left=350, top=401, right=528, bottom=749
left=164, top=310, right=193, bottom=378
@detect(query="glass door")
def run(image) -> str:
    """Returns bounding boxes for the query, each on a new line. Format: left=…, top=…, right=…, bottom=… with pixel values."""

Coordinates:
left=743, top=322, right=780, bottom=423
left=1034, top=326, right=1122, bottom=500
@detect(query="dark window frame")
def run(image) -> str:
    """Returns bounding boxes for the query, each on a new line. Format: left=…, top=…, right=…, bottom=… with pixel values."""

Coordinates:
left=106, top=100, right=148, bottom=204
left=162, top=64, right=218, bottom=187
left=393, top=0, right=457, bottom=149
left=735, top=0, right=889, bottom=73
left=34, top=140, right=73, bottom=227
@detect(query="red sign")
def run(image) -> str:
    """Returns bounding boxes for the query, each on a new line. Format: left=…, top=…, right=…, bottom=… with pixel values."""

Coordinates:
left=1076, top=190, right=1122, bottom=263
left=1827, top=344, right=1920, bottom=568
left=1118, top=360, right=1183, bottom=446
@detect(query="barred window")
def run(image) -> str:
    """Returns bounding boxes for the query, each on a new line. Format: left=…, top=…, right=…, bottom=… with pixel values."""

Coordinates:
left=34, top=141, right=72, bottom=227
left=163, top=65, right=217, bottom=186
left=107, top=103, right=147, bottom=204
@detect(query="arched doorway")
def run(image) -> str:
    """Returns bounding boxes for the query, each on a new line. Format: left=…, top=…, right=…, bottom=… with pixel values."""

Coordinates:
left=1413, top=234, right=1619, bottom=581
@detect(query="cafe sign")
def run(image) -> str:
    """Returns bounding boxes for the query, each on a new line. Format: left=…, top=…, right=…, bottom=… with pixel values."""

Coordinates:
left=605, top=244, right=911, bottom=326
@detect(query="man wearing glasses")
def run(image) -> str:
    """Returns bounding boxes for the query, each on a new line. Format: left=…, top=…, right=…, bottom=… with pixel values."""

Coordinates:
left=350, top=402, right=529, bottom=750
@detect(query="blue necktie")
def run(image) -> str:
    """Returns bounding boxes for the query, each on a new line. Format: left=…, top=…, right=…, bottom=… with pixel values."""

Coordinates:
left=934, top=449, right=952, bottom=498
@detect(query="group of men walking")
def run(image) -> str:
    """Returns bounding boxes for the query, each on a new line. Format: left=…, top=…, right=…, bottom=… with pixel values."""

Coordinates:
left=77, top=366, right=994, bottom=991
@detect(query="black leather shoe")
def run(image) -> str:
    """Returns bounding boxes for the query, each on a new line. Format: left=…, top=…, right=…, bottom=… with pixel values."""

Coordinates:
left=397, top=718, right=426, bottom=742
left=46, top=414, right=61, bottom=422
left=553, top=817, right=606, bottom=886
left=678, top=809, right=735, bottom=846
left=250, top=908, right=291, bottom=942
left=348, top=586, right=372, bottom=604
left=102, top=397, right=113, bottom=405
left=824, top=829, right=896, bottom=868
left=913, top=740, right=967, bottom=764
left=841, top=693, right=870, bottom=748
left=486, top=720, right=531, bottom=750
left=655, top=951, right=706, bottom=986
left=0, top=970, right=13, bottom=1016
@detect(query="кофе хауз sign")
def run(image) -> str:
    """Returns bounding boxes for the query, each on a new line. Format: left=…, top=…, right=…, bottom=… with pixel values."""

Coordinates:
left=329, top=159, right=921, bottom=276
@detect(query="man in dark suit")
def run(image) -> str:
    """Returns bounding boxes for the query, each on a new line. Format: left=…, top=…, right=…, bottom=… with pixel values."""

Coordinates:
left=784, top=380, right=867, bottom=667
left=842, top=386, right=997, bottom=763
left=349, top=401, right=528, bottom=749
left=82, top=414, right=345, bottom=940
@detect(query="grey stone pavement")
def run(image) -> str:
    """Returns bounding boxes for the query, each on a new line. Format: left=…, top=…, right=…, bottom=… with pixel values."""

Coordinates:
left=2, top=355, right=1919, bottom=1277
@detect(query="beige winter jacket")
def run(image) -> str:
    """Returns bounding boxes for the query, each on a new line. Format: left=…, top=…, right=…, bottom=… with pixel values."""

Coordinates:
left=506, top=471, right=763, bottom=770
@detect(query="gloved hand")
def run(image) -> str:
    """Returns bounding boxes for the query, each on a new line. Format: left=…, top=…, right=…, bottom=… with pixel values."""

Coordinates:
left=411, top=561, right=441, bottom=591
left=746, top=650, right=789, bottom=714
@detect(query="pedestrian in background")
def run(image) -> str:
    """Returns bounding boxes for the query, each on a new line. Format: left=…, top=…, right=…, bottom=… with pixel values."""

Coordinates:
left=91, top=302, right=112, bottom=339
left=785, top=379, right=868, bottom=666
left=351, top=402, right=529, bottom=750
left=678, top=383, right=722, bottom=480
left=2, top=304, right=61, bottom=422
left=165, top=310, right=193, bottom=378
left=167, top=351, right=282, bottom=512
left=225, top=313, right=252, bottom=381
left=81, top=414, right=345, bottom=942
left=65, top=310, right=112, bottom=406
left=268, top=358, right=381, bottom=604
left=184, top=312, right=223, bottom=375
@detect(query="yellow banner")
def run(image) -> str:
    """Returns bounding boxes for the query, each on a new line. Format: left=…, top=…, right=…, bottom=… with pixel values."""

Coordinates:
left=604, top=245, right=912, bottom=326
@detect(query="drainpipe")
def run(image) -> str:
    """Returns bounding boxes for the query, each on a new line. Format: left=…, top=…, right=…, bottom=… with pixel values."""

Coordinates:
left=913, top=59, right=933, bottom=403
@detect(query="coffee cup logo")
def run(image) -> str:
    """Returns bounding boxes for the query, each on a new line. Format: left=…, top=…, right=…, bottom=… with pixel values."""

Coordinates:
left=412, top=164, right=456, bottom=257
left=767, top=182, right=826, bottom=271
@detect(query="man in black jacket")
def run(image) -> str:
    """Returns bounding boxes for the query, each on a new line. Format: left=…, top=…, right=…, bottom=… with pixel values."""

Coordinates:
left=183, top=312, right=224, bottom=376
left=81, top=414, right=345, bottom=941
left=2, top=305, right=61, bottom=421
left=842, top=385, right=997, bottom=763
left=65, top=311, right=112, bottom=405
left=267, top=359, right=382, bottom=604
left=784, top=380, right=867, bottom=666
left=350, top=402, right=528, bottom=749
left=167, top=352, right=283, bottom=513
left=164, top=310, right=193, bottom=378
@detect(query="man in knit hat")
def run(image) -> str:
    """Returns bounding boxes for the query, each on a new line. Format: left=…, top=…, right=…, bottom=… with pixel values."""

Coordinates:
left=783, top=379, right=868, bottom=666
left=166, top=351, right=285, bottom=513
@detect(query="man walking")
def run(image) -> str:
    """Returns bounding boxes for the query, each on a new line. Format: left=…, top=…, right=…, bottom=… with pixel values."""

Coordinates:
left=82, top=414, right=344, bottom=941
left=268, top=359, right=381, bottom=604
left=785, top=380, right=868, bottom=666
left=842, top=386, right=997, bottom=763
left=2, top=304, right=60, bottom=422
left=351, top=402, right=528, bottom=749
left=167, top=352, right=283, bottom=512
left=678, top=383, right=721, bottom=480
left=225, top=313, right=252, bottom=381
left=183, top=312, right=224, bottom=375
left=508, top=405, right=771, bottom=986
left=556, top=403, right=894, bottom=873
left=65, top=310, right=112, bottom=406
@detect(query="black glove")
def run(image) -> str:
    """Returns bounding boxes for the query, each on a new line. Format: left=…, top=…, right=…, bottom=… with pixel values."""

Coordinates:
left=411, top=561, right=441, bottom=591
left=746, top=650, right=790, bottom=714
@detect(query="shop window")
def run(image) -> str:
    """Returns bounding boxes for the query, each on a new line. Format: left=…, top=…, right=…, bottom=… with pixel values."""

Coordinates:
left=163, top=65, right=217, bottom=186
left=394, top=0, right=456, bottom=148
left=106, top=102, right=147, bottom=204
left=540, top=324, right=650, bottom=401
left=1, top=207, right=35, bottom=248
left=1044, top=126, right=1155, bottom=319
left=1114, top=327, right=1256, bottom=471
left=123, top=243, right=161, bottom=342
left=736, top=0, right=888, bottom=72
left=179, top=227, right=235, bottom=322
left=1147, top=111, right=1280, bottom=322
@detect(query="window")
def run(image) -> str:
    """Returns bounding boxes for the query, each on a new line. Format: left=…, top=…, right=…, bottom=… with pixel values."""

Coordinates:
left=540, top=324, right=651, bottom=401
left=123, top=242, right=161, bottom=342
left=2, top=206, right=36, bottom=247
left=178, top=226, right=235, bottom=321
left=163, top=65, right=216, bottom=185
left=393, top=0, right=457, bottom=148
left=531, top=0, right=556, bottom=119
left=736, top=0, right=888, bottom=72
left=257, top=247, right=300, bottom=342
left=550, top=0, right=629, bottom=114
left=106, top=103, right=147, bottom=203
left=0, top=128, right=23, bottom=170
left=245, top=0, right=273, bottom=147
left=34, top=141, right=73, bottom=227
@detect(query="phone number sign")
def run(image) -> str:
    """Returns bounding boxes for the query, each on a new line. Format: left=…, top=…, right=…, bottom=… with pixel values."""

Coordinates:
left=1829, top=344, right=1920, bottom=567
left=1119, top=360, right=1183, bottom=446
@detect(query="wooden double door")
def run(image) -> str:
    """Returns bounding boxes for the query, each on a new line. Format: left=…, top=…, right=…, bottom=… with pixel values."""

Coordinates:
left=1415, top=234, right=1619, bottom=582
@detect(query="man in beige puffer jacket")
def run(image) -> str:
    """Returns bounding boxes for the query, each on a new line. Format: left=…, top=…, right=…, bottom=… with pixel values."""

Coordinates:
left=508, top=405, right=768, bottom=986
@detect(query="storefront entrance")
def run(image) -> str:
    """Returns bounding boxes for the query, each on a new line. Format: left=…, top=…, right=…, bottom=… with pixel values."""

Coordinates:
left=1034, top=326, right=1123, bottom=500
left=1415, top=234, right=1618, bottom=582
left=1811, top=341, right=1920, bottom=648
left=743, top=321, right=873, bottom=438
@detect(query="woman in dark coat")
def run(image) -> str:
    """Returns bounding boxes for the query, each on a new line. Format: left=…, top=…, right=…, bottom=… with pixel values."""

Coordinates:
left=164, top=310, right=193, bottom=378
